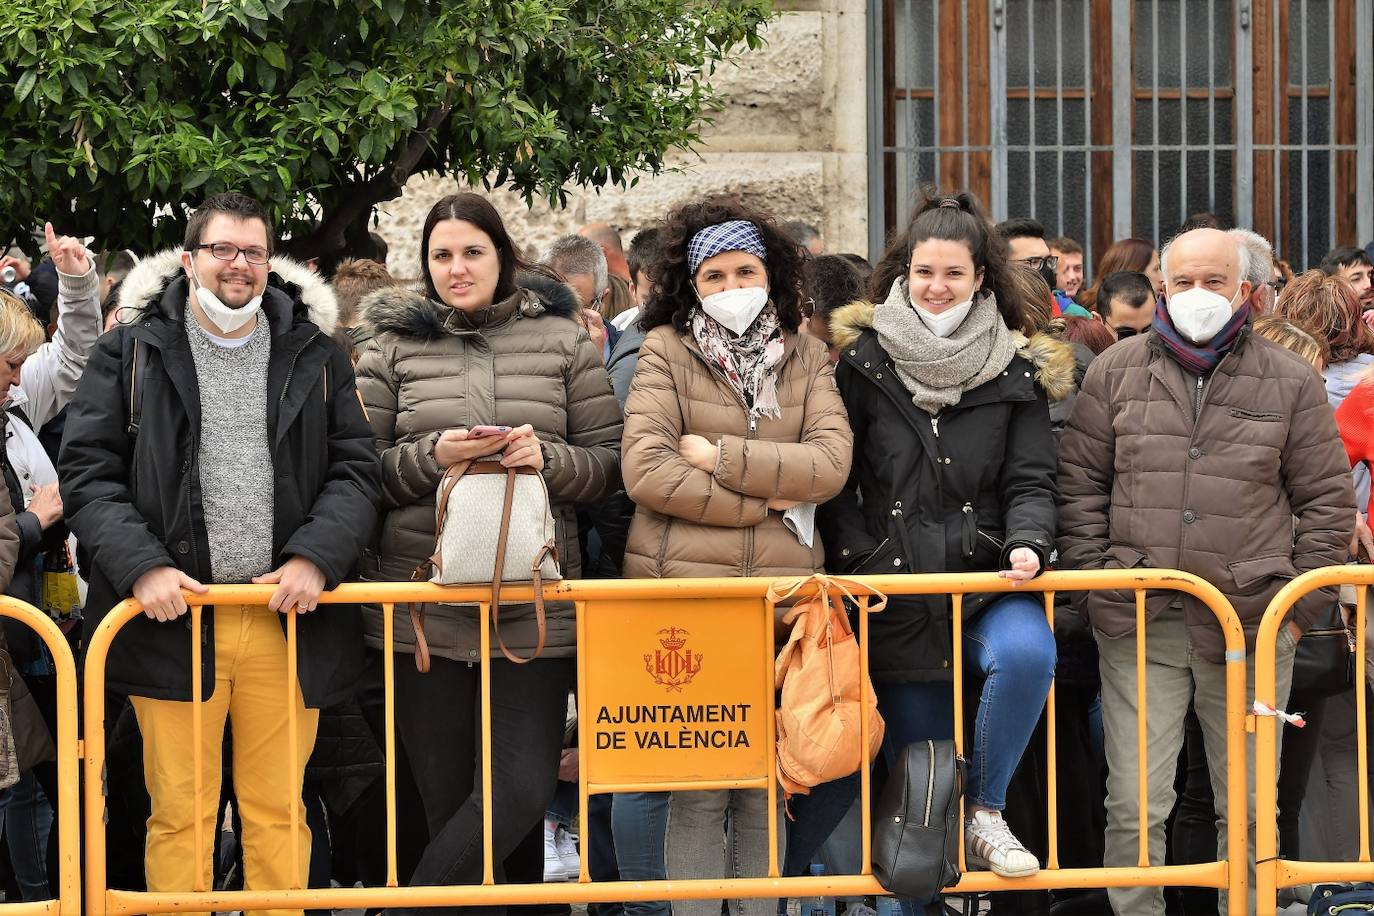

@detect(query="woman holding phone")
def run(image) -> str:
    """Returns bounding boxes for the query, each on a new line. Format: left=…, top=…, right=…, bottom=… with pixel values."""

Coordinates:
left=354, top=193, right=622, bottom=909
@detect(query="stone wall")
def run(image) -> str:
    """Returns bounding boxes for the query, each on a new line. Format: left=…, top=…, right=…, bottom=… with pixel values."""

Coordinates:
left=375, top=0, right=868, bottom=278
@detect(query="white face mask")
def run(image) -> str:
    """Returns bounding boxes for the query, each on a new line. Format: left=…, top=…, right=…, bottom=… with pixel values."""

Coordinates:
left=1167, top=286, right=1239, bottom=344
left=189, top=257, right=263, bottom=335
left=914, top=297, right=975, bottom=338
left=699, top=285, right=769, bottom=335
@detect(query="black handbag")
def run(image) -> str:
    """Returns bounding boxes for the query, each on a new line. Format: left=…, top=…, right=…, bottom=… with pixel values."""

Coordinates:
left=872, top=739, right=965, bottom=900
left=1292, top=602, right=1355, bottom=696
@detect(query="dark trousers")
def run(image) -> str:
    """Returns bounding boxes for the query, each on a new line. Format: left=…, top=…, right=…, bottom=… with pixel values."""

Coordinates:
left=986, top=683, right=1107, bottom=916
left=782, top=772, right=859, bottom=877
left=394, top=655, right=573, bottom=916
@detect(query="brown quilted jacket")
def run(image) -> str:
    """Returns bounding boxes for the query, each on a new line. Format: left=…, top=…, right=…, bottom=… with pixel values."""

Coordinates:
left=1056, top=328, right=1355, bottom=660
left=622, top=325, right=852, bottom=578
left=355, top=278, right=622, bottom=662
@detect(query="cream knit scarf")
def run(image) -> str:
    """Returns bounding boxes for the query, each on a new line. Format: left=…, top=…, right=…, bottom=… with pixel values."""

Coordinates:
left=871, top=278, right=1018, bottom=415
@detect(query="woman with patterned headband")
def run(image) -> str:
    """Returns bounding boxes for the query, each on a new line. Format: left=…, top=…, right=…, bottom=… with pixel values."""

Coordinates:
left=620, top=198, right=852, bottom=916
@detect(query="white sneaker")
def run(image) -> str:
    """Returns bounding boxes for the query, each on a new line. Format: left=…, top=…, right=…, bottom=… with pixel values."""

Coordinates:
left=555, top=825, right=580, bottom=876
left=544, top=820, right=572, bottom=881
left=964, top=809, right=1039, bottom=878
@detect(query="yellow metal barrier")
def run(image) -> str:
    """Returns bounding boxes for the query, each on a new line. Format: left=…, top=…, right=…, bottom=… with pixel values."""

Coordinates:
left=80, top=570, right=1249, bottom=914
left=0, top=597, right=81, bottom=916
left=1254, top=564, right=1374, bottom=915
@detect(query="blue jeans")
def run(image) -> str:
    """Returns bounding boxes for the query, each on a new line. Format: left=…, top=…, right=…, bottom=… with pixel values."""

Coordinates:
left=0, top=770, right=53, bottom=901
left=781, top=772, right=859, bottom=877
left=611, top=792, right=669, bottom=916
left=876, top=593, right=1055, bottom=810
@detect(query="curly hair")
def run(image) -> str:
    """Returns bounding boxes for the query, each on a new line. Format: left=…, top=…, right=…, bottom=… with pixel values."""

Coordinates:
left=870, top=187, right=1026, bottom=333
left=1272, top=269, right=1374, bottom=363
left=641, top=198, right=806, bottom=334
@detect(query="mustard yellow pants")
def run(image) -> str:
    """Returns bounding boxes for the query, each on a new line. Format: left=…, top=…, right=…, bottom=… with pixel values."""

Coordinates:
left=131, top=604, right=320, bottom=916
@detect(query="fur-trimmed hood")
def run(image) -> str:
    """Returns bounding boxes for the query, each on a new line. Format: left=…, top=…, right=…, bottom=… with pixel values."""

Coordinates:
left=361, top=270, right=580, bottom=342
left=828, top=299, right=1078, bottom=402
left=115, top=248, right=339, bottom=335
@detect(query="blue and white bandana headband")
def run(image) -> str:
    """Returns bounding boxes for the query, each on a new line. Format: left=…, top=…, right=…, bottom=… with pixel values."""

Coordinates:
left=687, top=220, right=768, bottom=274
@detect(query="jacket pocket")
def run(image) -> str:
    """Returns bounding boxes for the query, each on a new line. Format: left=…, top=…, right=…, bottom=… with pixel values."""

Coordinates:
left=1229, top=408, right=1284, bottom=422
left=1227, top=553, right=1298, bottom=591
left=1102, top=544, right=1149, bottom=570
left=854, top=537, right=907, bottom=575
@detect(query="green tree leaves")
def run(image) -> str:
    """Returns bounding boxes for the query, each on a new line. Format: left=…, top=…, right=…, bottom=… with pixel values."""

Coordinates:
left=0, top=0, right=773, bottom=258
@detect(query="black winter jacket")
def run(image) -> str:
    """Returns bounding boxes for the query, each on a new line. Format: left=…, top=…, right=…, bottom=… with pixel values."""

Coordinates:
left=59, top=251, right=382, bottom=706
left=817, top=302, right=1073, bottom=683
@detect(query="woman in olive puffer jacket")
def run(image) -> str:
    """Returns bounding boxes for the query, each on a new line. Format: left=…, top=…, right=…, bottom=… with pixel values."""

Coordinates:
left=621, top=198, right=851, bottom=916
left=354, top=193, right=622, bottom=909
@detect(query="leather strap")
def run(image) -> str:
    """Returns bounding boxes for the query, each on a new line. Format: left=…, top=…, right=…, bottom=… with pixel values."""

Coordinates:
left=489, top=468, right=551, bottom=664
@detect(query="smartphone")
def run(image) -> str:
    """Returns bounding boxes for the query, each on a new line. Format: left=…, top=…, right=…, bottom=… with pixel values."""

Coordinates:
left=468, top=425, right=511, bottom=439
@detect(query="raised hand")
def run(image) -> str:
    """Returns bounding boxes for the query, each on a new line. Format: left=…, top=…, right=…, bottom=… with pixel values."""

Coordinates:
left=44, top=222, right=89, bottom=276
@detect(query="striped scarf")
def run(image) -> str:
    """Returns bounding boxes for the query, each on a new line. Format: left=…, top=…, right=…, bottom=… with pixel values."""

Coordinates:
left=1151, top=298, right=1251, bottom=374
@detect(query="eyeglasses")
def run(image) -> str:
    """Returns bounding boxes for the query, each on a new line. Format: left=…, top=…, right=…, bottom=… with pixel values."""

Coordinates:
left=1267, top=278, right=1287, bottom=293
left=1019, top=255, right=1059, bottom=271
left=193, top=242, right=270, bottom=266
left=802, top=297, right=817, bottom=319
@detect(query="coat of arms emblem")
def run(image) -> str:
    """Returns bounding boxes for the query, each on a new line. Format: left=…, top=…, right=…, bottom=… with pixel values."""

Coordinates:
left=644, top=626, right=702, bottom=692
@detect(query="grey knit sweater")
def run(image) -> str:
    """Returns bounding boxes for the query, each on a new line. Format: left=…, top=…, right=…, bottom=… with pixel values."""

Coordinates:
left=185, top=305, right=276, bottom=582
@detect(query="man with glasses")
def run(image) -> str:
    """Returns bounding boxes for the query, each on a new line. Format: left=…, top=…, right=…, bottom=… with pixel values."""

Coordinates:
left=60, top=192, right=381, bottom=910
left=1094, top=271, right=1158, bottom=341
left=996, top=218, right=1092, bottom=317
left=540, top=234, right=617, bottom=364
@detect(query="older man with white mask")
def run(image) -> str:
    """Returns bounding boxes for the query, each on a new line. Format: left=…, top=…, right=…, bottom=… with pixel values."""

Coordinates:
left=1056, top=228, right=1355, bottom=915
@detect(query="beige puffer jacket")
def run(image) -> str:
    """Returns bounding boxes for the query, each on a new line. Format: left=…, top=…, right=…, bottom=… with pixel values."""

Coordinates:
left=355, top=276, right=622, bottom=662
left=622, top=324, right=852, bottom=578
left=1057, top=328, right=1355, bottom=660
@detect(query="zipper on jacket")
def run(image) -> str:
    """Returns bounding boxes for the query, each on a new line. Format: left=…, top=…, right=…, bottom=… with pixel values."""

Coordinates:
left=744, top=410, right=759, bottom=576
left=923, top=739, right=936, bottom=826
left=931, top=416, right=941, bottom=438
left=184, top=438, right=209, bottom=650
left=655, top=519, right=676, bottom=570
left=961, top=503, right=976, bottom=557
left=279, top=332, right=321, bottom=407
left=1193, top=375, right=1205, bottom=419
left=979, top=530, right=1005, bottom=551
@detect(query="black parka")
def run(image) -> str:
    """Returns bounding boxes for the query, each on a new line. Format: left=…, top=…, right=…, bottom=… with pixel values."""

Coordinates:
left=816, top=302, right=1073, bottom=684
left=59, top=251, right=382, bottom=706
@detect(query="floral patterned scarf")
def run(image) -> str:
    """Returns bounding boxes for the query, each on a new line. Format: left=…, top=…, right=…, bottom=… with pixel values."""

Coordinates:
left=689, top=303, right=785, bottom=420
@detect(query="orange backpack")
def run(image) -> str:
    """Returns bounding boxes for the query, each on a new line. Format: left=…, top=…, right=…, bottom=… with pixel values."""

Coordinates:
left=769, top=575, right=887, bottom=800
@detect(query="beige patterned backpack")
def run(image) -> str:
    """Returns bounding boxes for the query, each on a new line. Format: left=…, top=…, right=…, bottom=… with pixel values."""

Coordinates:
left=410, top=459, right=561, bottom=671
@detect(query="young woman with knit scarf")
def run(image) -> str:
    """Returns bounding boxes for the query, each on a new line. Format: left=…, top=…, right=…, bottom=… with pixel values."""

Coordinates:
left=621, top=198, right=852, bottom=916
left=819, top=190, right=1074, bottom=891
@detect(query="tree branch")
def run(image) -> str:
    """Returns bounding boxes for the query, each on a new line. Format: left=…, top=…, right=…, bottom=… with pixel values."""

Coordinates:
left=299, top=103, right=453, bottom=260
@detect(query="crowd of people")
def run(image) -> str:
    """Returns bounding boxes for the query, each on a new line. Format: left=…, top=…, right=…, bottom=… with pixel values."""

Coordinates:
left=0, top=186, right=1371, bottom=916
